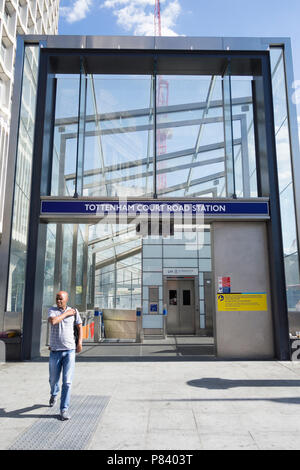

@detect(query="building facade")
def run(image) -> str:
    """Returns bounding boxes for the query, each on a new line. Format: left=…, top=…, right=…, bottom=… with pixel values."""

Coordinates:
left=0, top=0, right=59, bottom=236
left=0, top=35, right=300, bottom=361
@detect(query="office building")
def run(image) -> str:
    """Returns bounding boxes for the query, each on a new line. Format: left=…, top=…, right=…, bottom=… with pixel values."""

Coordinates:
left=0, top=0, right=59, bottom=236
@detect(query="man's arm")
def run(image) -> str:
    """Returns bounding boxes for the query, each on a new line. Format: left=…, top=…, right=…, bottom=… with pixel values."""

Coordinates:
left=76, top=323, right=83, bottom=353
left=48, top=309, right=75, bottom=326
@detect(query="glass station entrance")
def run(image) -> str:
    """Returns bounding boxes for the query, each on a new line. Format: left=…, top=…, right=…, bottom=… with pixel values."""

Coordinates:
left=2, top=37, right=298, bottom=360
left=38, top=56, right=255, bottom=351
left=42, top=221, right=213, bottom=349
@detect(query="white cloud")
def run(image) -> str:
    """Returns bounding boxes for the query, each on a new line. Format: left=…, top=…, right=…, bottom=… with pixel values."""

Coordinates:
left=101, top=0, right=181, bottom=36
left=60, top=0, right=93, bottom=23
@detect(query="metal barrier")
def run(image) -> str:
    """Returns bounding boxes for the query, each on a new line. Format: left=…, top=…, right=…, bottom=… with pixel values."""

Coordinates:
left=95, top=309, right=135, bottom=340
left=136, top=307, right=144, bottom=343
left=94, top=310, right=104, bottom=342
left=163, top=306, right=168, bottom=339
left=79, top=310, right=95, bottom=342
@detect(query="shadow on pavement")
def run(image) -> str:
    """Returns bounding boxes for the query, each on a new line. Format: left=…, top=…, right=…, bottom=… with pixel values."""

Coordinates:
left=0, top=404, right=59, bottom=419
left=187, top=377, right=300, bottom=389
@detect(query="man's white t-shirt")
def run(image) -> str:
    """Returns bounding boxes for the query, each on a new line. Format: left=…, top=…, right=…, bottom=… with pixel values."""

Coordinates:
left=48, top=306, right=82, bottom=351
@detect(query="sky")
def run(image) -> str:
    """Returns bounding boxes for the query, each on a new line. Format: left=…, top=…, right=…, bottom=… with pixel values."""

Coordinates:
left=58, top=0, right=300, bottom=117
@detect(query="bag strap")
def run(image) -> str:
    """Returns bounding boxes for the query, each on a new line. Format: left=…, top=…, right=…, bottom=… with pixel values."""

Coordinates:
left=72, top=308, right=76, bottom=325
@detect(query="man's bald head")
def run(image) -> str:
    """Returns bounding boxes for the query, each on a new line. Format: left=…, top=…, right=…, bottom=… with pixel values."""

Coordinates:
left=56, top=291, right=69, bottom=310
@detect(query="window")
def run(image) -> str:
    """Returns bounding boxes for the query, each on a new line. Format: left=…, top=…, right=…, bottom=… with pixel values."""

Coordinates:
left=183, top=290, right=191, bottom=306
left=169, top=290, right=177, bottom=305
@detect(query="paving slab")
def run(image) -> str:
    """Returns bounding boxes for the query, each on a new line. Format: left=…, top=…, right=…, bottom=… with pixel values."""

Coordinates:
left=1, top=359, right=300, bottom=450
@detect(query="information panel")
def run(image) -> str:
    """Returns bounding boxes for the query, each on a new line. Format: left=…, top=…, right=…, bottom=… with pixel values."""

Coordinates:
left=217, top=293, right=268, bottom=311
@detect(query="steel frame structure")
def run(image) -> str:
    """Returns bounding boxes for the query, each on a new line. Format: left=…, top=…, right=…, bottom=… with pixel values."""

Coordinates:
left=0, top=35, right=299, bottom=361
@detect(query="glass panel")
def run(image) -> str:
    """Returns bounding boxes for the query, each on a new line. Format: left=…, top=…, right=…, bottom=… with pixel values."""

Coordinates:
left=169, top=290, right=177, bottom=305
left=41, top=224, right=57, bottom=342
left=275, top=121, right=293, bottom=192
left=231, top=77, right=257, bottom=197
left=83, top=74, right=154, bottom=197
left=143, top=244, right=162, bottom=258
left=87, top=244, right=94, bottom=308
left=143, top=258, right=163, bottom=271
left=42, top=224, right=56, bottom=308
left=51, top=75, right=80, bottom=196
left=6, top=45, right=39, bottom=312
left=156, top=75, right=226, bottom=198
left=182, top=290, right=191, bottom=306
left=61, top=224, right=73, bottom=294
left=95, top=264, right=115, bottom=309
left=270, top=47, right=300, bottom=328
left=280, top=184, right=300, bottom=309
left=50, top=71, right=259, bottom=200
left=91, top=222, right=142, bottom=309
left=163, top=244, right=196, bottom=258
left=270, top=48, right=288, bottom=133
left=163, top=258, right=198, bottom=268
left=75, top=225, right=85, bottom=305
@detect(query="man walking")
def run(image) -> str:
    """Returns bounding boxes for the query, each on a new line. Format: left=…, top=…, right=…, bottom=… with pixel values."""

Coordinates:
left=48, top=291, right=82, bottom=420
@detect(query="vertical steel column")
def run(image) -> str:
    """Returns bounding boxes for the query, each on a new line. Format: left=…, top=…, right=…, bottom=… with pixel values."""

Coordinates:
left=70, top=224, right=78, bottom=308
left=22, top=49, right=56, bottom=359
left=81, top=224, right=89, bottom=311
left=74, top=57, right=87, bottom=198
left=113, top=260, right=117, bottom=309
left=91, top=252, right=96, bottom=308
left=58, top=135, right=67, bottom=195
left=252, top=77, right=269, bottom=196
left=53, top=223, right=63, bottom=298
left=153, top=57, right=157, bottom=198
left=222, top=60, right=236, bottom=198
left=240, top=114, right=251, bottom=198
left=260, top=54, right=290, bottom=360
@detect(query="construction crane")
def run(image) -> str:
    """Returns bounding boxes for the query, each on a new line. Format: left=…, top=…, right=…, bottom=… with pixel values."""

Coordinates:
left=154, top=0, right=168, bottom=191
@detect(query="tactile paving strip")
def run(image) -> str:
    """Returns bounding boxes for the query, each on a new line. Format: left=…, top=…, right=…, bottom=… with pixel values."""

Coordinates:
left=9, top=395, right=110, bottom=450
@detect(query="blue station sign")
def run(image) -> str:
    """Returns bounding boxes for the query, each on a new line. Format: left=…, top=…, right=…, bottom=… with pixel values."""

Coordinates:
left=40, top=199, right=269, bottom=217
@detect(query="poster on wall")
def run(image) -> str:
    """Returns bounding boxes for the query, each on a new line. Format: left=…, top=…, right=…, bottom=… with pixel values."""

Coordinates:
left=218, top=276, right=231, bottom=293
left=217, top=293, right=268, bottom=311
left=149, top=303, right=158, bottom=314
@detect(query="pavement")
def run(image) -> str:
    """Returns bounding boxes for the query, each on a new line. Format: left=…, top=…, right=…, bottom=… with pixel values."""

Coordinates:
left=2, top=338, right=300, bottom=450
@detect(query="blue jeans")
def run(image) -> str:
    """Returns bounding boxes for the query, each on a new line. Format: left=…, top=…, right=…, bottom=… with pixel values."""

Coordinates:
left=49, top=350, right=75, bottom=411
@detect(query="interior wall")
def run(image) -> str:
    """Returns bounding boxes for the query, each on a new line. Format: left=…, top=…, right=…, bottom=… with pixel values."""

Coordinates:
left=142, top=229, right=211, bottom=333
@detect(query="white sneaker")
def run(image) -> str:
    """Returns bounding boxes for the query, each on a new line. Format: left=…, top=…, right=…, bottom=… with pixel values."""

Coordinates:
left=60, top=410, right=70, bottom=421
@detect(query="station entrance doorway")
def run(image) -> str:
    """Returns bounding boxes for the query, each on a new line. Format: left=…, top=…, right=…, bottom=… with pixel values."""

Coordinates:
left=40, top=220, right=215, bottom=359
left=37, top=217, right=277, bottom=360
